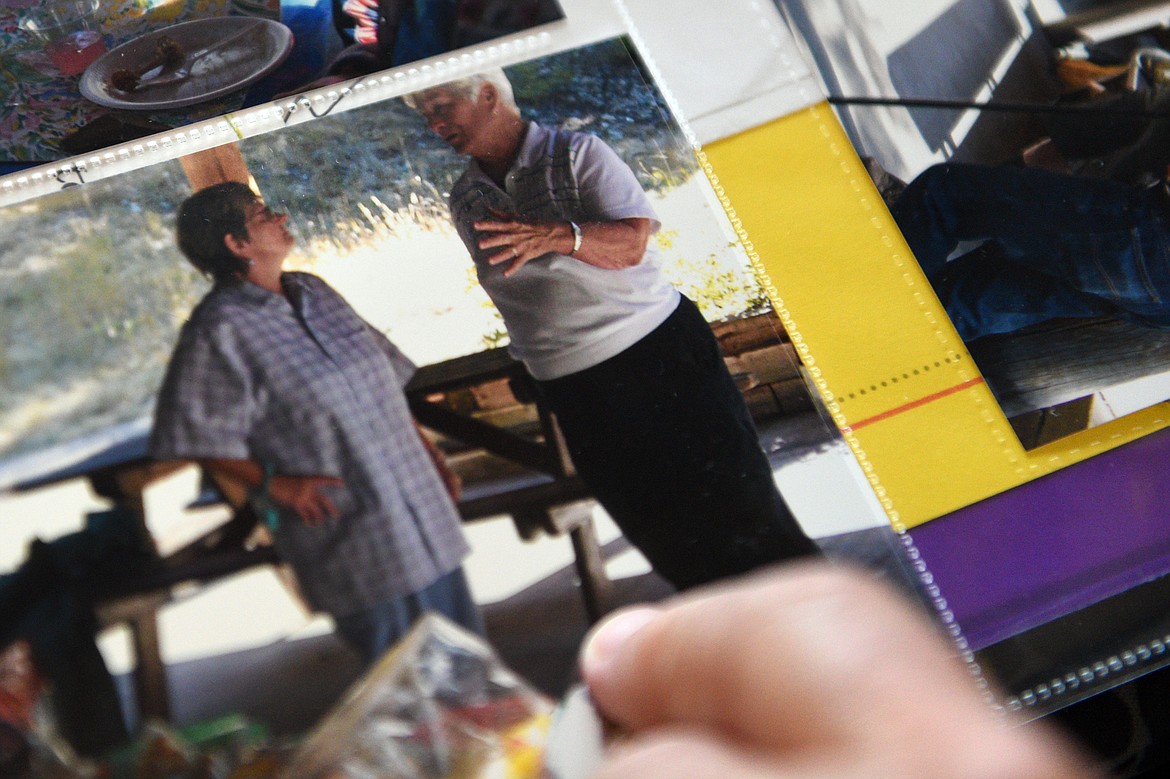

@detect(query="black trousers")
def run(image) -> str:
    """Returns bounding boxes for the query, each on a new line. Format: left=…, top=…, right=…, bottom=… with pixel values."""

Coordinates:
left=537, top=296, right=819, bottom=590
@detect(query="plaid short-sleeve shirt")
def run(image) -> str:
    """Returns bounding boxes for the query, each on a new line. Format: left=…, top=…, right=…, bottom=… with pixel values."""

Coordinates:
left=149, top=273, right=469, bottom=616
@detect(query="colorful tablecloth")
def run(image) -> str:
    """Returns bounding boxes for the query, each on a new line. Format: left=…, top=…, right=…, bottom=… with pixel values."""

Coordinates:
left=0, top=0, right=234, bottom=163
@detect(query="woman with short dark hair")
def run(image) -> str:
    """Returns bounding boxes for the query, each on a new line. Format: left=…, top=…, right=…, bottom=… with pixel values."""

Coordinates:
left=152, top=182, right=482, bottom=664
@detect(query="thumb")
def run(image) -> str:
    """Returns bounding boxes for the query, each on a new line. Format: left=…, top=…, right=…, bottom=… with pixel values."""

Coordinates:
left=579, top=563, right=1096, bottom=778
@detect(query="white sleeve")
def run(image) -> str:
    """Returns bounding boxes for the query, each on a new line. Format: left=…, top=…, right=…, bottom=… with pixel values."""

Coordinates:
left=573, top=133, right=662, bottom=233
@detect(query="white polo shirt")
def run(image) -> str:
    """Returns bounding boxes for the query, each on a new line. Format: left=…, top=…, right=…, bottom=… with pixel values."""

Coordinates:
left=449, top=122, right=680, bottom=380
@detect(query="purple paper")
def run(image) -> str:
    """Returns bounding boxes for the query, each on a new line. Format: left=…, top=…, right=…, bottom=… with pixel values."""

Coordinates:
left=912, top=425, right=1170, bottom=650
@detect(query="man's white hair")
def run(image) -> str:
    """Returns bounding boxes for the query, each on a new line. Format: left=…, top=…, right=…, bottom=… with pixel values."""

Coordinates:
left=402, top=67, right=517, bottom=111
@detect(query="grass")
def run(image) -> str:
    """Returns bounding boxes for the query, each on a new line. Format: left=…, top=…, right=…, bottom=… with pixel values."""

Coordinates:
left=0, top=167, right=767, bottom=472
left=0, top=38, right=772, bottom=477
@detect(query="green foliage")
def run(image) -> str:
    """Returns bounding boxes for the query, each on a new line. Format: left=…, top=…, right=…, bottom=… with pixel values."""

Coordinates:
left=481, top=327, right=510, bottom=350
left=241, top=35, right=695, bottom=228
left=0, top=38, right=757, bottom=471
left=654, top=231, right=771, bottom=321
left=0, top=164, right=203, bottom=462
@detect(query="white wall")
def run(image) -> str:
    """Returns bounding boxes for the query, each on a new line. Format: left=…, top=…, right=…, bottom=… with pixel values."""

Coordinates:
left=777, top=0, right=1060, bottom=179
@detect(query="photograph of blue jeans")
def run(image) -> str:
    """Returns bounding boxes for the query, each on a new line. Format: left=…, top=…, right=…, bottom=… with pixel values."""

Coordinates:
left=331, top=567, right=484, bottom=666
left=891, top=162, right=1170, bottom=341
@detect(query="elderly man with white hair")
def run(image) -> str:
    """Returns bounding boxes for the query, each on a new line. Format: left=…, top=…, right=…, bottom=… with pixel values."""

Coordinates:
left=405, top=69, right=820, bottom=591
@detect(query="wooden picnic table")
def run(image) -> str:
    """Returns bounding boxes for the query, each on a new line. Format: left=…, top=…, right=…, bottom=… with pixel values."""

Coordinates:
left=7, top=347, right=611, bottom=723
left=404, top=346, right=613, bottom=632
left=8, top=311, right=802, bottom=723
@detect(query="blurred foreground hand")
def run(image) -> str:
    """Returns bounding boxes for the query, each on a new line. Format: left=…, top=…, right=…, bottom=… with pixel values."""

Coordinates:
left=580, top=563, right=1101, bottom=779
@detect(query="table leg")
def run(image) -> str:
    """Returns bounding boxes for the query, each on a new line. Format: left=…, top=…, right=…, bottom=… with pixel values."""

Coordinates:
left=568, top=519, right=611, bottom=625
left=128, top=606, right=171, bottom=723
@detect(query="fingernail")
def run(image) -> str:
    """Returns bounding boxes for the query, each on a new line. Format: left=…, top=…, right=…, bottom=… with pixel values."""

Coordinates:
left=580, top=607, right=659, bottom=680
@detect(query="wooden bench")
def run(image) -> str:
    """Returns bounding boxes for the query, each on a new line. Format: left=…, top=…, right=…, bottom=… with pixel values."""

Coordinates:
left=458, top=473, right=610, bottom=622
left=967, top=316, right=1170, bottom=448
left=18, top=311, right=802, bottom=726
left=92, top=466, right=610, bottom=724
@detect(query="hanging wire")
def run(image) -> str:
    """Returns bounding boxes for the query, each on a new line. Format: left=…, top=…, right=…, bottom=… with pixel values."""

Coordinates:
left=826, top=94, right=1170, bottom=119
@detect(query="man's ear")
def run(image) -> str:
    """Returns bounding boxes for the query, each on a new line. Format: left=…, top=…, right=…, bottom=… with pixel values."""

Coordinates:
left=479, top=82, right=497, bottom=108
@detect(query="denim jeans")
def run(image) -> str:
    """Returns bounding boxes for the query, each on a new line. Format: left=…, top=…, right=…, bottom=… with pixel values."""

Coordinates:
left=331, top=567, right=484, bottom=667
left=890, top=163, right=1170, bottom=340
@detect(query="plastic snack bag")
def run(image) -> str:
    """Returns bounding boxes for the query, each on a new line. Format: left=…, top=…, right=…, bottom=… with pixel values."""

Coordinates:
left=281, top=614, right=555, bottom=779
left=542, top=687, right=608, bottom=779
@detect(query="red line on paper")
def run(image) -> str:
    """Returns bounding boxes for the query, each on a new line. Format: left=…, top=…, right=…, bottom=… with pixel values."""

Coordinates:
left=842, top=377, right=986, bottom=433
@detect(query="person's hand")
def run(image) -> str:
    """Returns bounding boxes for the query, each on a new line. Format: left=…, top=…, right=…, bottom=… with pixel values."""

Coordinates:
left=434, top=460, right=463, bottom=503
left=579, top=563, right=1100, bottom=779
left=414, top=423, right=463, bottom=502
left=268, top=474, right=344, bottom=526
left=475, top=208, right=572, bottom=277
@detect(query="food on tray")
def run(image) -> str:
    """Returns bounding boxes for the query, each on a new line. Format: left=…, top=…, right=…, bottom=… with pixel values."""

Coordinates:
left=108, top=36, right=184, bottom=93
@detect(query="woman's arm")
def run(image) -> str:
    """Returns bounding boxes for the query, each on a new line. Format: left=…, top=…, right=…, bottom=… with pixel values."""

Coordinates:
left=412, top=423, right=463, bottom=503
left=202, top=458, right=343, bottom=527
